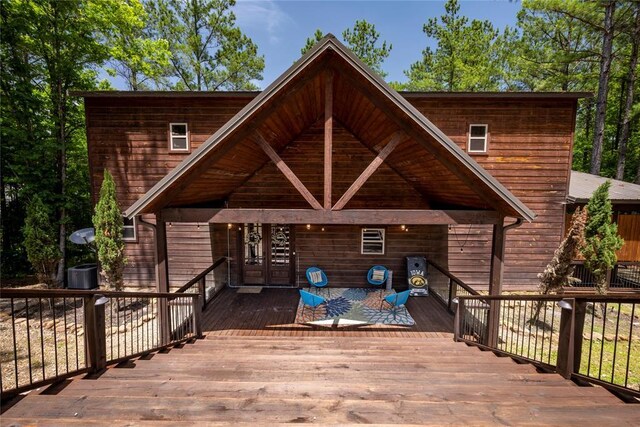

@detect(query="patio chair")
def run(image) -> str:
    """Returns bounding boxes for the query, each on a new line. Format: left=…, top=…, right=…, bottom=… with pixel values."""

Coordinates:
left=299, top=289, right=327, bottom=321
left=380, top=289, right=411, bottom=320
left=367, top=265, right=388, bottom=289
left=306, top=266, right=330, bottom=297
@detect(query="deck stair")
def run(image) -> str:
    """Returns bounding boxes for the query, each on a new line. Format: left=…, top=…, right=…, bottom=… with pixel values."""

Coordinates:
left=3, top=335, right=639, bottom=425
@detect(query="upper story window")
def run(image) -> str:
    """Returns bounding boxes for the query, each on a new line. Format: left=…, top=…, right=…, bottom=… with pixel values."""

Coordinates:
left=361, top=228, right=385, bottom=255
left=468, top=124, right=488, bottom=153
left=169, top=123, right=189, bottom=151
left=123, top=216, right=137, bottom=242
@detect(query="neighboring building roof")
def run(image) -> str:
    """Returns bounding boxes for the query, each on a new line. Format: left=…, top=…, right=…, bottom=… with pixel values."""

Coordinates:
left=568, top=171, right=640, bottom=204
left=121, top=34, right=536, bottom=221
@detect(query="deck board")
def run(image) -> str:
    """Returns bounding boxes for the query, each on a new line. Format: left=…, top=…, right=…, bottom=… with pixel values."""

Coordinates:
left=3, top=287, right=639, bottom=425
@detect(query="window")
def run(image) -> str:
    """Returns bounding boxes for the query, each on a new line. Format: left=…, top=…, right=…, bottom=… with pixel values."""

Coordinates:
left=169, top=123, right=189, bottom=151
left=361, top=228, right=385, bottom=255
left=468, top=124, right=488, bottom=153
left=123, top=216, right=137, bottom=242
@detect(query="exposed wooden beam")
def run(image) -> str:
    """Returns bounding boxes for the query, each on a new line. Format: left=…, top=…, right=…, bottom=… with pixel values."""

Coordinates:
left=162, top=208, right=501, bottom=225
left=486, top=216, right=506, bottom=348
left=324, top=71, right=333, bottom=210
left=253, top=133, right=323, bottom=210
left=332, top=131, right=405, bottom=211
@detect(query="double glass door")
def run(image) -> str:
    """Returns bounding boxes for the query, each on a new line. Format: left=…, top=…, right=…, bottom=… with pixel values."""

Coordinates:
left=241, top=223, right=294, bottom=286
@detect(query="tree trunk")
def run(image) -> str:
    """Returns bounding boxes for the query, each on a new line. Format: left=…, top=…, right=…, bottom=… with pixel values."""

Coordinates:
left=54, top=79, right=67, bottom=286
left=615, top=4, right=640, bottom=180
left=590, top=0, right=616, bottom=175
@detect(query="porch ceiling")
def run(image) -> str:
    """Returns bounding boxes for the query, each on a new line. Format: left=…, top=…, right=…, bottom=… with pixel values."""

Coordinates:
left=125, top=35, right=534, bottom=221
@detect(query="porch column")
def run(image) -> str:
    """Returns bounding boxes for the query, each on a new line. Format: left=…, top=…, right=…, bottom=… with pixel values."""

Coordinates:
left=487, top=216, right=506, bottom=347
left=155, top=212, right=170, bottom=345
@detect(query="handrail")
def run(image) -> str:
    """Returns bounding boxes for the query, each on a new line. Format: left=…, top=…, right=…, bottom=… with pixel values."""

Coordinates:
left=174, top=256, right=228, bottom=312
left=425, top=259, right=480, bottom=314
left=175, top=256, right=227, bottom=294
left=1, top=289, right=201, bottom=400
left=427, top=259, right=480, bottom=296
left=455, top=293, right=640, bottom=399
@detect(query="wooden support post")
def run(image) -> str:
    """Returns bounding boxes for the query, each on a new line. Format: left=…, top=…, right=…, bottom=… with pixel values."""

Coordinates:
left=447, top=278, right=454, bottom=313
left=487, top=218, right=505, bottom=347
left=192, top=294, right=203, bottom=339
left=84, top=295, right=106, bottom=373
left=324, top=71, right=333, bottom=210
left=155, top=213, right=170, bottom=345
left=557, top=299, right=586, bottom=379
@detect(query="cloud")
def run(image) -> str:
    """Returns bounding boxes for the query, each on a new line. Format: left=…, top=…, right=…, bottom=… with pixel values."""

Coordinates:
left=234, top=0, right=294, bottom=44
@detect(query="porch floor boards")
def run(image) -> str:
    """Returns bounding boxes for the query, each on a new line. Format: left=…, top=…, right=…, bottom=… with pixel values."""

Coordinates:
left=201, top=287, right=454, bottom=338
left=3, top=287, right=639, bottom=425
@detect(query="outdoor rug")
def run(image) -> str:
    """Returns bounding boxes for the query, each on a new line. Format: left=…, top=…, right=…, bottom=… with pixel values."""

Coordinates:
left=295, top=288, right=415, bottom=327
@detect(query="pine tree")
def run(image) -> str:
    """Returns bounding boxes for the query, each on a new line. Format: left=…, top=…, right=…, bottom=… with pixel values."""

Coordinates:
left=582, top=181, right=624, bottom=294
left=93, top=170, right=127, bottom=290
left=23, top=195, right=61, bottom=287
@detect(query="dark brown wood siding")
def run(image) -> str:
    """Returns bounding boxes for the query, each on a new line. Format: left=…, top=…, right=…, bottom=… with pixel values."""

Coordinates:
left=209, top=223, right=447, bottom=288
left=85, top=95, right=575, bottom=290
left=85, top=97, right=249, bottom=288
left=406, top=98, right=576, bottom=290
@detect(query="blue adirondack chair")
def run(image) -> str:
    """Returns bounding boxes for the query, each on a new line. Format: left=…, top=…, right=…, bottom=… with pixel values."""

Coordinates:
left=299, top=289, right=327, bottom=321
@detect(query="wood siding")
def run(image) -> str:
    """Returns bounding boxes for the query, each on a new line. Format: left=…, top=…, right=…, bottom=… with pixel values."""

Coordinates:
left=209, top=224, right=447, bottom=289
left=85, top=97, right=248, bottom=288
left=406, top=98, right=576, bottom=290
left=85, top=95, right=576, bottom=290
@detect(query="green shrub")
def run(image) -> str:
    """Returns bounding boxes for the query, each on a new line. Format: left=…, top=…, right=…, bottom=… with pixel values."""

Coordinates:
left=92, top=170, right=126, bottom=290
left=23, top=195, right=61, bottom=287
left=582, top=181, right=624, bottom=294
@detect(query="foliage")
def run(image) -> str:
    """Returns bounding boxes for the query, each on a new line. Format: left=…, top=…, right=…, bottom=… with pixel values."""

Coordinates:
left=300, top=20, right=392, bottom=77
left=581, top=181, right=624, bottom=294
left=146, top=0, right=264, bottom=90
left=23, top=195, right=61, bottom=287
left=403, top=0, right=501, bottom=91
left=342, top=20, right=392, bottom=77
left=93, top=170, right=127, bottom=290
left=537, top=207, right=587, bottom=293
left=106, top=0, right=172, bottom=90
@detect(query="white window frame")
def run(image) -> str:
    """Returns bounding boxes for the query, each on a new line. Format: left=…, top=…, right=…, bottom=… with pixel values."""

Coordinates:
left=468, top=124, right=488, bottom=153
left=169, top=122, right=190, bottom=152
left=361, top=228, right=385, bottom=255
left=123, top=215, right=137, bottom=242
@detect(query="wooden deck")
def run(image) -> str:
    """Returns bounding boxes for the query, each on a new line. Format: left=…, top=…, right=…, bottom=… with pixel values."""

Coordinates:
left=3, top=288, right=640, bottom=425
left=201, top=288, right=454, bottom=338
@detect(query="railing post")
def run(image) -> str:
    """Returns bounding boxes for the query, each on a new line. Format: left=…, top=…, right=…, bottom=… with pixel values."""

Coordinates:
left=606, top=268, right=613, bottom=289
left=198, top=277, right=206, bottom=310
left=486, top=300, right=501, bottom=347
left=84, top=295, right=107, bottom=373
left=557, top=298, right=584, bottom=379
left=454, top=298, right=464, bottom=341
left=447, top=278, right=454, bottom=313
left=192, top=294, right=203, bottom=338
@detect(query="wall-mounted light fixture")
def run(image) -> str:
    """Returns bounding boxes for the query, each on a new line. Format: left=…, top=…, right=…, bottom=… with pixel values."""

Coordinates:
left=401, top=224, right=406, bottom=231
left=306, top=224, right=311, bottom=230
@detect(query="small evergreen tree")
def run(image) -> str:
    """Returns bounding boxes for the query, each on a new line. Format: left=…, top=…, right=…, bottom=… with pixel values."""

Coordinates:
left=581, top=181, right=624, bottom=294
left=92, top=170, right=126, bottom=290
left=23, top=195, right=61, bottom=287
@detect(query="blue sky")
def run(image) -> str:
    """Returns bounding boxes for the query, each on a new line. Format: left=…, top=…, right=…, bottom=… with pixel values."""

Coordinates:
left=234, top=0, right=523, bottom=88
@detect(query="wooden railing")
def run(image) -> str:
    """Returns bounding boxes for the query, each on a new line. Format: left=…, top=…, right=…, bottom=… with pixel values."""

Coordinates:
left=0, top=289, right=201, bottom=400
left=571, top=261, right=640, bottom=290
left=454, top=293, right=640, bottom=399
left=426, top=259, right=480, bottom=313
left=175, top=256, right=228, bottom=310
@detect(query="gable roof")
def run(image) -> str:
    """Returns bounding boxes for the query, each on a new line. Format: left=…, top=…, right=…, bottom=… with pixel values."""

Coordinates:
left=568, top=171, right=640, bottom=204
left=124, top=34, right=535, bottom=221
